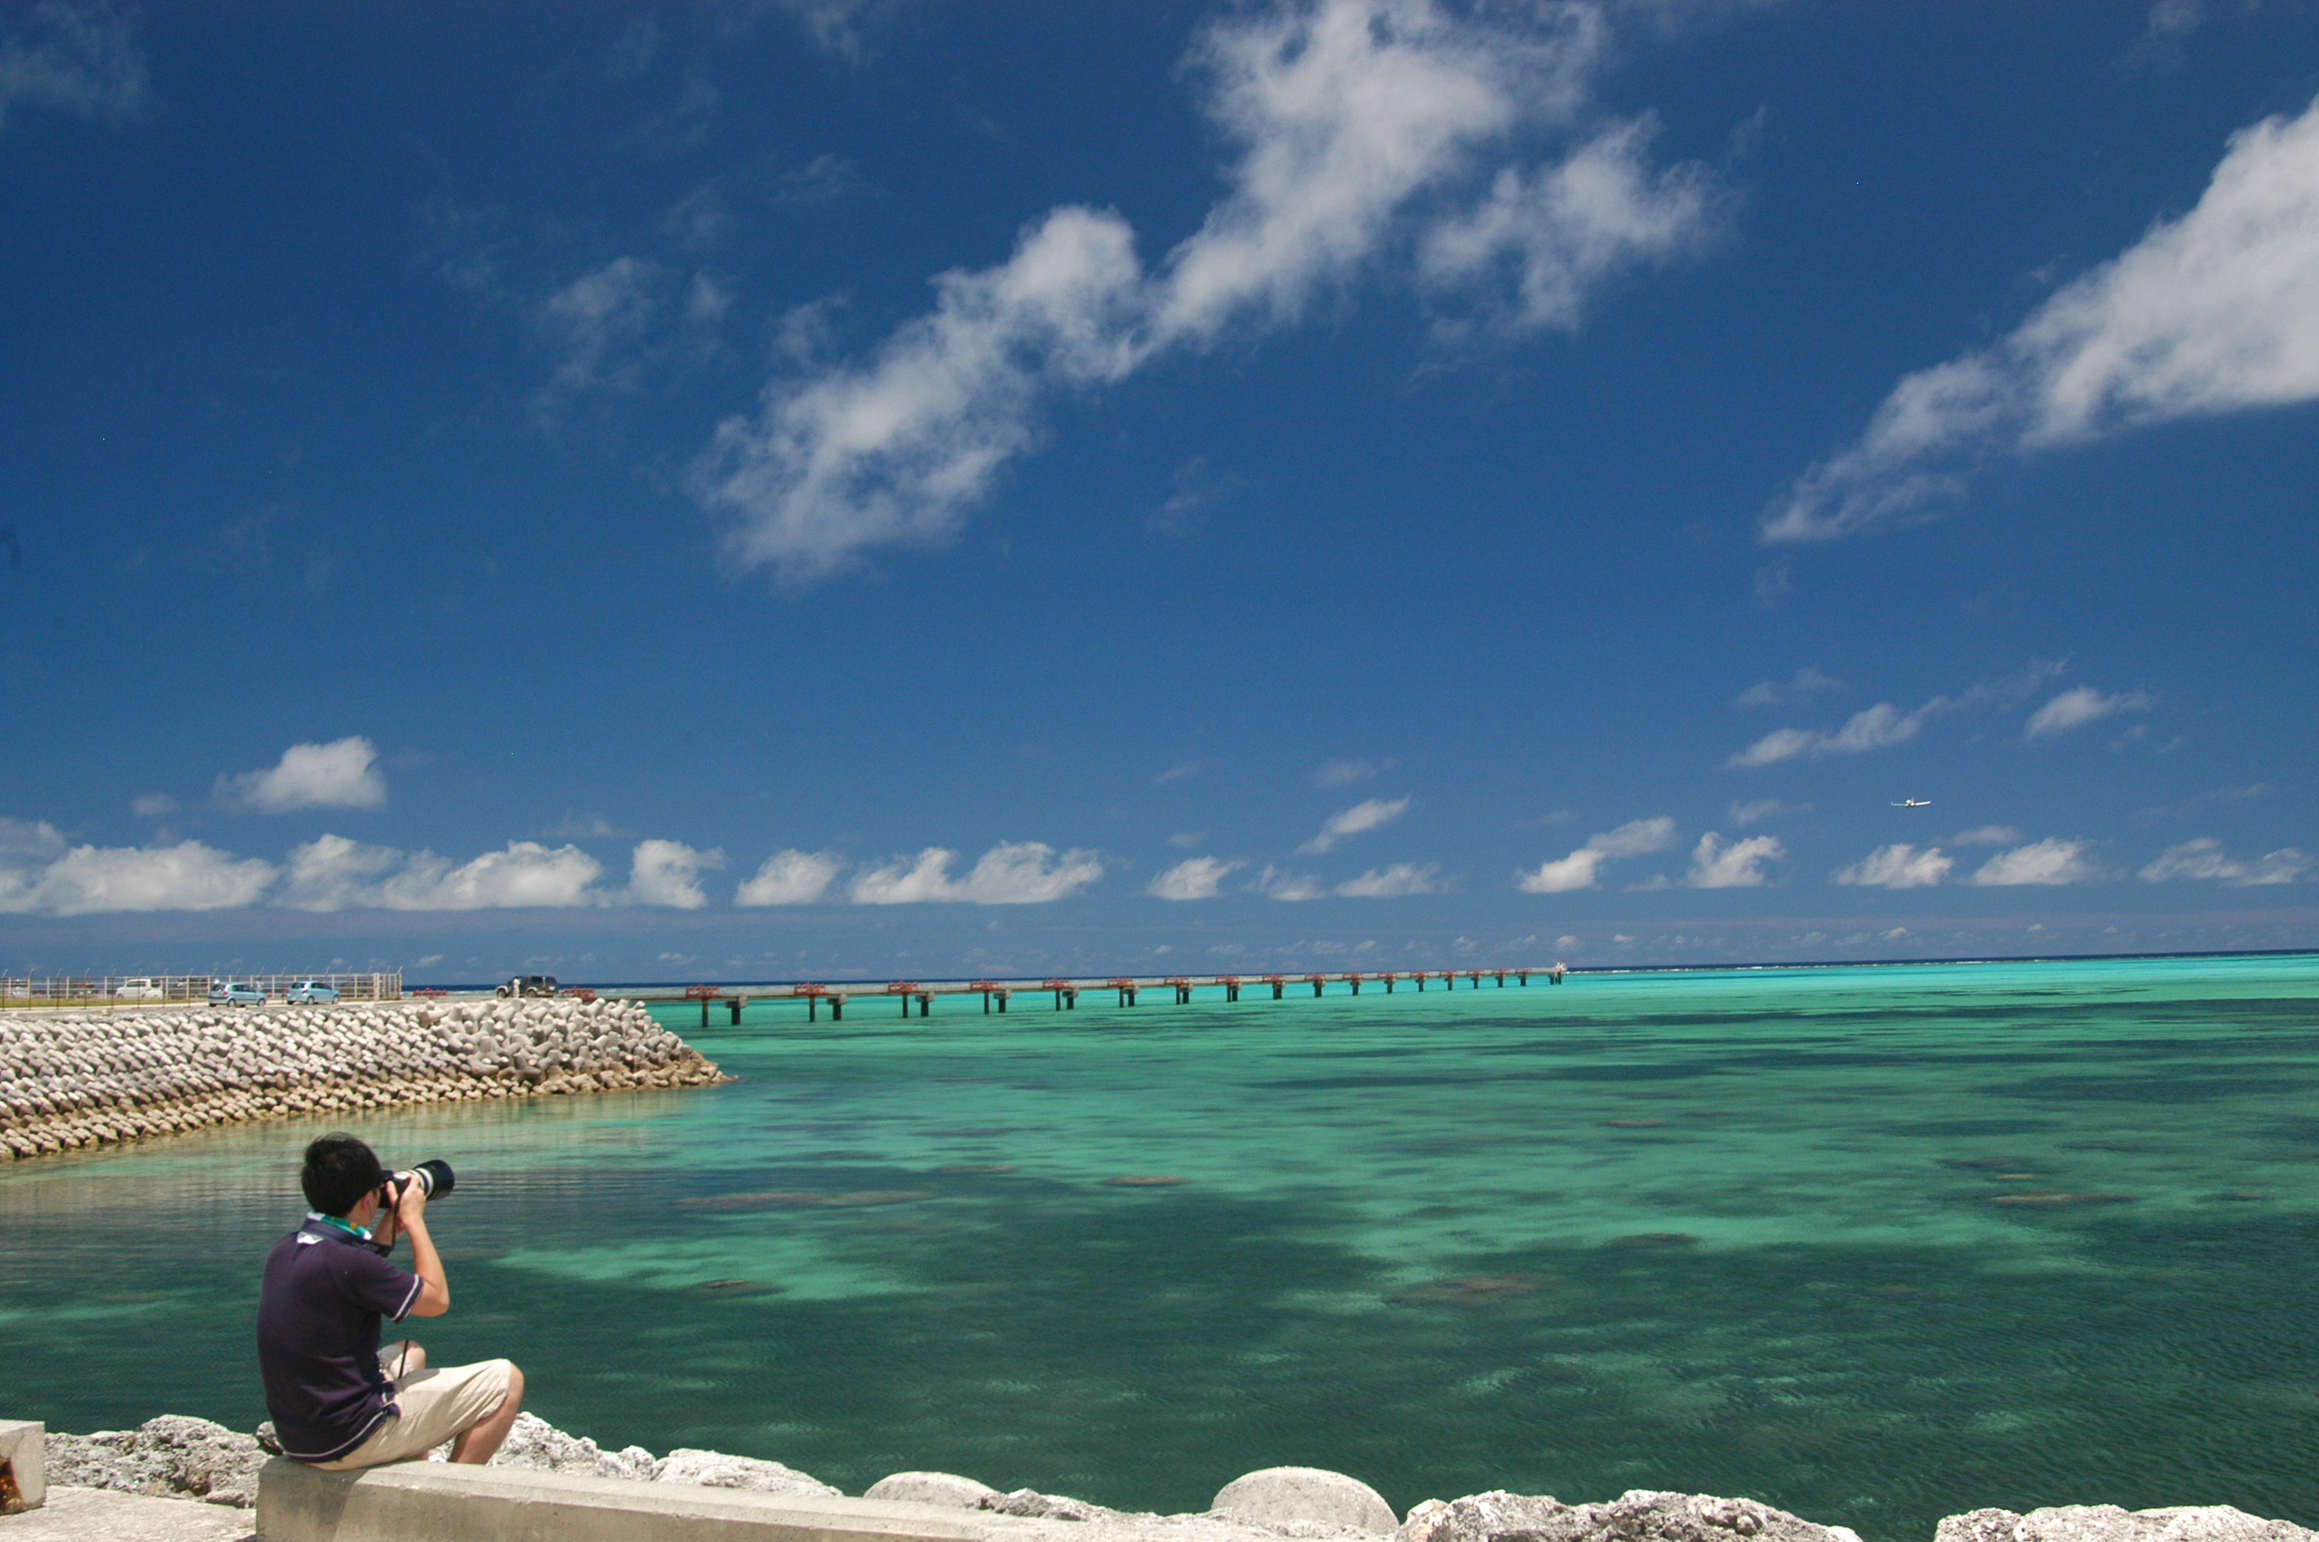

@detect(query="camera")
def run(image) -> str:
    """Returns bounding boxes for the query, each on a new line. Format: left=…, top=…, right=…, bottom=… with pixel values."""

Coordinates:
left=381, top=1158, right=456, bottom=1207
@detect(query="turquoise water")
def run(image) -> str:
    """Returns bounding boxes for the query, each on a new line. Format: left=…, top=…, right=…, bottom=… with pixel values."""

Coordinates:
left=4, top=955, right=2316, bottom=1540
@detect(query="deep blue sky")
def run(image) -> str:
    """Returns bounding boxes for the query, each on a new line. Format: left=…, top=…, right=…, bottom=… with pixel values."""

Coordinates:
left=3, top=0, right=2315, bottom=980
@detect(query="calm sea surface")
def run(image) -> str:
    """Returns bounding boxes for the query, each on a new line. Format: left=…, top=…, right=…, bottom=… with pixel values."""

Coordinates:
left=5, top=955, right=2316, bottom=1540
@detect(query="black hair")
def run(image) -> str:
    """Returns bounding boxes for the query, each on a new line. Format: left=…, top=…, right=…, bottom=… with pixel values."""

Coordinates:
left=302, top=1133, right=385, bottom=1217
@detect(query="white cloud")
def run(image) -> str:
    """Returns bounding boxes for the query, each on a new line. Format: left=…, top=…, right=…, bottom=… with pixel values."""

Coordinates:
left=1154, top=760, right=1208, bottom=784
left=1149, top=856, right=1245, bottom=900
left=1834, top=843, right=1953, bottom=889
left=1727, top=701, right=1929, bottom=768
left=221, top=737, right=387, bottom=812
left=1334, top=862, right=1441, bottom=897
left=627, top=839, right=724, bottom=909
left=280, top=834, right=608, bottom=910
left=849, top=841, right=1103, bottom=904
left=1971, top=838, right=2102, bottom=887
left=2140, top=837, right=2311, bottom=886
left=1419, top=114, right=1720, bottom=333
left=736, top=849, right=845, bottom=905
left=1765, top=93, right=2319, bottom=542
left=698, top=0, right=1704, bottom=582
left=696, top=205, right=1145, bottom=583
left=1517, top=815, right=1674, bottom=892
left=130, top=792, right=177, bottom=818
left=0, top=0, right=145, bottom=135
left=2024, top=684, right=2157, bottom=740
left=1732, top=665, right=1842, bottom=709
left=1684, top=831, right=1783, bottom=888
left=1948, top=825, right=2023, bottom=847
left=1254, top=864, right=1328, bottom=901
left=1300, top=795, right=1411, bottom=853
left=0, top=833, right=276, bottom=916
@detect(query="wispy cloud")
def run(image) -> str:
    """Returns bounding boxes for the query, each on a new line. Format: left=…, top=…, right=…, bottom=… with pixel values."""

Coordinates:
left=850, top=842, right=1102, bottom=904
left=1949, top=824, right=2023, bottom=847
left=1834, top=843, right=1952, bottom=889
left=1334, top=862, right=1441, bottom=897
left=1154, top=760, right=1209, bottom=785
left=1726, top=702, right=1929, bottom=768
left=219, top=737, right=387, bottom=813
left=1728, top=662, right=2065, bottom=768
left=2141, top=837, right=2310, bottom=886
left=2024, top=684, right=2157, bottom=740
left=1300, top=795, right=1411, bottom=854
left=1148, top=855, right=1244, bottom=900
left=1970, top=838, right=2102, bottom=887
left=736, top=849, right=845, bottom=905
left=1517, top=815, right=1674, bottom=892
left=0, top=0, right=146, bottom=135
left=1732, top=665, right=1841, bottom=709
left=1314, top=756, right=1387, bottom=788
left=1254, top=864, right=1328, bottom=901
left=1729, top=798, right=1807, bottom=827
left=1764, top=93, right=2319, bottom=542
left=696, top=0, right=1716, bottom=582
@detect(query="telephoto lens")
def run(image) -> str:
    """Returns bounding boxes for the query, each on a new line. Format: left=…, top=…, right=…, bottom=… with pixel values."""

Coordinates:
left=389, top=1159, right=456, bottom=1201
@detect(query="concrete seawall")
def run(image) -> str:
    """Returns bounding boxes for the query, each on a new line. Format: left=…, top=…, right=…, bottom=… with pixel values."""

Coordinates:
left=0, top=998, right=725, bottom=1162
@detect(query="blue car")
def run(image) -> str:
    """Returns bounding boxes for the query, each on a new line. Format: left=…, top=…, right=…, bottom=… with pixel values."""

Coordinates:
left=285, top=979, right=340, bottom=1005
left=209, top=981, right=266, bottom=1006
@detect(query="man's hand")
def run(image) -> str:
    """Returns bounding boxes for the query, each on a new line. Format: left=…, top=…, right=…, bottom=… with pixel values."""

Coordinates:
left=394, top=1176, right=451, bottom=1318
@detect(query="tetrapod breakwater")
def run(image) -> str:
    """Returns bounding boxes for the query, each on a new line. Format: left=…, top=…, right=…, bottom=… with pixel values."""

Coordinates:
left=0, top=996, right=725, bottom=1162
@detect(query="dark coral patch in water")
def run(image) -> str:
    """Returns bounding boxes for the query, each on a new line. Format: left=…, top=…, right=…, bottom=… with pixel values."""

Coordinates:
left=1601, top=1119, right=1666, bottom=1128
left=1607, top=1232, right=1699, bottom=1248
left=1982, top=1191, right=2136, bottom=1207
left=1391, top=1272, right=1548, bottom=1304
left=936, top=1164, right=1017, bottom=1174
left=1105, top=1175, right=1186, bottom=1187
left=680, top=1189, right=932, bottom=1211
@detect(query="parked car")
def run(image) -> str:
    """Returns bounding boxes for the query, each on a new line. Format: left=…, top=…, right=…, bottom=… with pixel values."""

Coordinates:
left=210, top=980, right=266, bottom=1006
left=112, top=977, right=166, bottom=1001
left=495, top=974, right=559, bottom=998
left=285, top=979, right=340, bottom=1004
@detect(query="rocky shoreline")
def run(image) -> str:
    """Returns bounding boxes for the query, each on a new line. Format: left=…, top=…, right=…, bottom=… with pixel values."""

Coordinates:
left=29, top=1413, right=2316, bottom=1542
left=0, top=998, right=725, bottom=1161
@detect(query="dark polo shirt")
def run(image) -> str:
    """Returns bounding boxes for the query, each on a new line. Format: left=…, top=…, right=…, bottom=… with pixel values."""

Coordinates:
left=255, top=1219, right=423, bottom=1462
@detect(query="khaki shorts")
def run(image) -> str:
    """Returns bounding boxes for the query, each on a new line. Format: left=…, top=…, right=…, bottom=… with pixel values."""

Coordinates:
left=312, top=1347, right=514, bottom=1470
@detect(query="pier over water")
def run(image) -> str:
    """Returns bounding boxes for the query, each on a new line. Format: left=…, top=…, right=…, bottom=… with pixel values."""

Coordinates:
left=612, top=966, right=1568, bottom=1024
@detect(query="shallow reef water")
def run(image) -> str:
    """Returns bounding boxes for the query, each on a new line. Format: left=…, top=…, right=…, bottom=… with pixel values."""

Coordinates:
left=4, top=954, right=2316, bottom=1542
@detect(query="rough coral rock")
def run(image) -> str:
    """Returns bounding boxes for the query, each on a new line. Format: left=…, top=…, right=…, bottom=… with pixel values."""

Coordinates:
left=1417, top=1490, right=1860, bottom=1542
left=1397, top=1491, right=1583, bottom=1542
left=1213, top=1467, right=1398, bottom=1536
left=1937, top=1507, right=2317, bottom=1542
left=485, top=1411, right=656, bottom=1482
left=651, top=1447, right=843, bottom=1496
left=41, top=1416, right=268, bottom=1508
left=987, top=1487, right=1127, bottom=1522
left=866, top=1471, right=1008, bottom=1508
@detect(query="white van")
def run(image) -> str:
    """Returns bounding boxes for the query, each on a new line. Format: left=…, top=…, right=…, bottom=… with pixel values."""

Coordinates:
left=112, top=977, right=166, bottom=1001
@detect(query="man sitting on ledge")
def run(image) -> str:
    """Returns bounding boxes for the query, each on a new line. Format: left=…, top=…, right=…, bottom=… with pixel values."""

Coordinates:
left=256, top=1133, right=524, bottom=1468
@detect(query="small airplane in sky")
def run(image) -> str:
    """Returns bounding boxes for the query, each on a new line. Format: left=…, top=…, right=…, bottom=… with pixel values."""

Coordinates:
left=1890, top=798, right=1933, bottom=808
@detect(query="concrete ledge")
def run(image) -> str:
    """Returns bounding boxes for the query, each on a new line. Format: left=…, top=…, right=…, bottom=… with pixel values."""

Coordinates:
left=256, top=1458, right=986, bottom=1542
